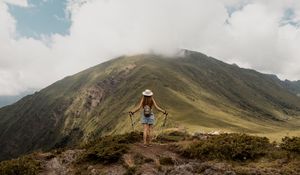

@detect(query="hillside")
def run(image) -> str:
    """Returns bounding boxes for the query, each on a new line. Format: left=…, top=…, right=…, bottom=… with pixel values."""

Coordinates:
left=1, top=50, right=300, bottom=161
left=0, top=131, right=299, bottom=175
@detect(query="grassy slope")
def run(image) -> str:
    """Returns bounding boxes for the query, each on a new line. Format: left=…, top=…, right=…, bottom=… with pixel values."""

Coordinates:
left=1, top=51, right=300, bottom=160
left=112, top=52, right=300, bottom=139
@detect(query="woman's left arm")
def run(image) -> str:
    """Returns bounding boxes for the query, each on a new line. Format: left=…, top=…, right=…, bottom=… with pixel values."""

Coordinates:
left=152, top=98, right=166, bottom=113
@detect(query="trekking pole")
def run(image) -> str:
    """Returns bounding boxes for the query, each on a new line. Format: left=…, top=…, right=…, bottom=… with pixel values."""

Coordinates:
left=162, top=112, right=168, bottom=127
left=156, top=112, right=168, bottom=139
left=129, top=112, right=135, bottom=131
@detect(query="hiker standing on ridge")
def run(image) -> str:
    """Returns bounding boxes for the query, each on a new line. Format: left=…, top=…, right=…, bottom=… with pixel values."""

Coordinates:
left=130, top=89, right=167, bottom=147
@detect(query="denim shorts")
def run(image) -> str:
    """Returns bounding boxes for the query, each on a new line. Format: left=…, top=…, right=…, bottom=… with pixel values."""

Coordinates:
left=141, top=112, right=155, bottom=125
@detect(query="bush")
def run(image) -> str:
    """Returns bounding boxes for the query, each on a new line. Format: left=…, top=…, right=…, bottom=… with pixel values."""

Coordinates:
left=124, top=166, right=137, bottom=175
left=178, top=133, right=270, bottom=161
left=0, top=156, right=40, bottom=175
left=80, top=132, right=142, bottom=164
left=280, top=136, right=300, bottom=154
left=83, top=131, right=142, bottom=148
left=155, top=130, right=189, bottom=143
left=85, top=144, right=128, bottom=164
left=159, top=156, right=174, bottom=165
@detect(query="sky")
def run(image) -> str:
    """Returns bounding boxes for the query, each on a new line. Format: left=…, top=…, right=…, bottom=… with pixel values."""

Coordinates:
left=0, top=0, right=300, bottom=96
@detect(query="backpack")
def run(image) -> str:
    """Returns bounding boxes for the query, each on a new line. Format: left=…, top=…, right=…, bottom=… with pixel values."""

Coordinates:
left=143, top=105, right=152, bottom=117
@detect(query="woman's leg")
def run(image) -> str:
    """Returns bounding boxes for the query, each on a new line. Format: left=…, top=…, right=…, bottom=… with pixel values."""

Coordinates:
left=147, top=124, right=153, bottom=145
left=143, top=124, right=148, bottom=145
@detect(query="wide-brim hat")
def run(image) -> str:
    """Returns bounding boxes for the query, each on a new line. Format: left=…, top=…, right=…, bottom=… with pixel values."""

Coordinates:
left=142, top=89, right=153, bottom=96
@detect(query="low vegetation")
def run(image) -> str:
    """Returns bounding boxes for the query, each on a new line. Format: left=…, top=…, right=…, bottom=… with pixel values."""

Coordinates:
left=0, top=155, right=40, bottom=175
left=133, top=153, right=153, bottom=165
left=154, top=130, right=189, bottom=143
left=79, top=132, right=142, bottom=164
left=0, top=131, right=299, bottom=174
left=173, top=133, right=271, bottom=161
left=159, top=156, right=174, bottom=165
left=280, top=136, right=300, bottom=154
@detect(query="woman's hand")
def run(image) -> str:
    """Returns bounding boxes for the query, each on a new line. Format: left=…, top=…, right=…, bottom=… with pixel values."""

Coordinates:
left=162, top=110, right=168, bottom=115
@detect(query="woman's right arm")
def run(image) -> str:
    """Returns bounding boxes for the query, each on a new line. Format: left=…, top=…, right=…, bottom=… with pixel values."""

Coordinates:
left=131, top=97, right=143, bottom=113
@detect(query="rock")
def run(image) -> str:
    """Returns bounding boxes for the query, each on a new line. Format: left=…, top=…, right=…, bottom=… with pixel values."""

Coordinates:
left=195, top=162, right=233, bottom=175
left=210, top=131, right=220, bottom=135
left=87, top=165, right=93, bottom=171
left=91, top=169, right=98, bottom=175
left=204, top=168, right=220, bottom=175
left=165, top=163, right=195, bottom=175
left=214, top=163, right=226, bottom=170
left=277, top=158, right=288, bottom=164
left=192, top=132, right=209, bottom=140
left=42, top=157, right=68, bottom=175
left=195, top=162, right=213, bottom=172
left=224, top=171, right=236, bottom=175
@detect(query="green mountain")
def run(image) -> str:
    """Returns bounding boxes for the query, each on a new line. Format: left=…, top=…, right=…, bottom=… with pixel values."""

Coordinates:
left=1, top=50, right=300, bottom=161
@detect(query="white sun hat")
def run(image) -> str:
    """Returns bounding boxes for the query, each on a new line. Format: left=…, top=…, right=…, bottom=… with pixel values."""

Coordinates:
left=142, top=89, right=153, bottom=96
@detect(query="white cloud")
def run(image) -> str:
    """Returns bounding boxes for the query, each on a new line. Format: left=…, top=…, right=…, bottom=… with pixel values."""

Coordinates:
left=0, top=0, right=300, bottom=95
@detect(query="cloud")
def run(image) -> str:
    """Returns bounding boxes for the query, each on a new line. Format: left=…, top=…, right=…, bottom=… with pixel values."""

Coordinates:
left=0, top=0, right=300, bottom=95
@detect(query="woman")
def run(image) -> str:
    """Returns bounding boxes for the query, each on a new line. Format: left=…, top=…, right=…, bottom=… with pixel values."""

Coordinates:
left=130, top=89, right=167, bottom=147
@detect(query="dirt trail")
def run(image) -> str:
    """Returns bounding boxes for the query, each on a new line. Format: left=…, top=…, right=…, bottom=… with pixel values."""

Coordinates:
left=129, top=143, right=178, bottom=161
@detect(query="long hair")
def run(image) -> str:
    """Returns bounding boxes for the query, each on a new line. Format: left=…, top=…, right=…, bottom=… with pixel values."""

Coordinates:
left=142, top=96, right=153, bottom=108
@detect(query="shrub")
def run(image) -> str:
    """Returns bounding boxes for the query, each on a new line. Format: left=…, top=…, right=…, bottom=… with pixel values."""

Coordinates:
left=159, top=156, right=174, bottom=165
left=178, top=133, right=270, bottom=161
left=83, top=131, right=142, bottom=148
left=84, top=143, right=128, bottom=164
left=280, top=136, right=300, bottom=154
left=155, top=130, right=189, bottom=143
left=124, top=166, right=137, bottom=175
left=0, top=156, right=40, bottom=175
left=80, top=132, right=142, bottom=164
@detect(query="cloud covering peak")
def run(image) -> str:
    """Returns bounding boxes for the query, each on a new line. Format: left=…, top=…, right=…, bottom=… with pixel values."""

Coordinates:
left=0, top=0, right=300, bottom=95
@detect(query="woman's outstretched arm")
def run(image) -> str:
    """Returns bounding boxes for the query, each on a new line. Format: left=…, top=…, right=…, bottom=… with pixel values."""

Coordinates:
left=152, top=97, right=166, bottom=113
left=131, top=97, right=143, bottom=113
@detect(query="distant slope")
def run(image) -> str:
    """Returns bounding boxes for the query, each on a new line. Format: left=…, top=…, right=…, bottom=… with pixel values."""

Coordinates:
left=0, top=90, right=36, bottom=108
left=0, top=50, right=300, bottom=161
left=283, top=80, right=300, bottom=96
left=0, top=96, right=19, bottom=108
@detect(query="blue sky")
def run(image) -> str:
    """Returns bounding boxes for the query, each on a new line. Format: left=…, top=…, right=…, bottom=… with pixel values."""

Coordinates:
left=8, top=0, right=71, bottom=38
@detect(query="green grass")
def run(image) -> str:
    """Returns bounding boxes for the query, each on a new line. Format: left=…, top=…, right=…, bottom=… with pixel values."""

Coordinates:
left=0, top=155, right=40, bottom=175
left=79, top=132, right=142, bottom=164
left=281, top=136, right=300, bottom=154
left=175, top=133, right=270, bottom=161
left=172, top=133, right=300, bottom=162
